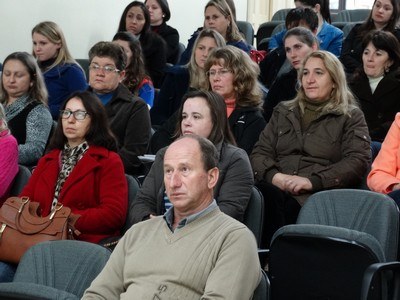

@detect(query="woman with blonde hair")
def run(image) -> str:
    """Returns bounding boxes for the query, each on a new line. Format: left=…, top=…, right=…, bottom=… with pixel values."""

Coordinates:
left=203, top=45, right=266, bottom=155
left=32, top=21, right=88, bottom=119
left=251, top=50, right=371, bottom=247
left=0, top=103, right=18, bottom=204
left=178, top=0, right=250, bottom=65
left=0, top=52, right=53, bottom=167
left=150, top=28, right=225, bottom=126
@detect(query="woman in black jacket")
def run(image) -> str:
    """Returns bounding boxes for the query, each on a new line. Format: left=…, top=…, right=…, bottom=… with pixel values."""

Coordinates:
left=145, top=0, right=180, bottom=64
left=349, top=30, right=400, bottom=143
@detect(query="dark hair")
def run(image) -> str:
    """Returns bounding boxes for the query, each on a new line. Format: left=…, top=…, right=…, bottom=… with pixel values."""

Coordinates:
left=175, top=90, right=236, bottom=145
left=0, top=52, right=48, bottom=105
left=173, top=134, right=219, bottom=171
left=285, top=7, right=318, bottom=32
left=118, top=1, right=151, bottom=37
left=360, top=30, right=400, bottom=73
left=284, top=27, right=318, bottom=48
left=88, top=41, right=127, bottom=71
left=144, top=0, right=171, bottom=22
left=48, top=91, right=118, bottom=151
left=295, top=0, right=332, bottom=23
left=112, top=32, right=149, bottom=94
left=358, top=0, right=400, bottom=36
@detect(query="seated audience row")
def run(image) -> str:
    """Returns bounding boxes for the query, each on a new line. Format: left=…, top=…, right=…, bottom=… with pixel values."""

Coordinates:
left=150, top=44, right=266, bottom=156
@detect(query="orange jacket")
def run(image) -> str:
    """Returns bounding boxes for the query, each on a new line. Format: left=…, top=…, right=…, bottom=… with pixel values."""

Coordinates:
left=368, top=113, right=400, bottom=194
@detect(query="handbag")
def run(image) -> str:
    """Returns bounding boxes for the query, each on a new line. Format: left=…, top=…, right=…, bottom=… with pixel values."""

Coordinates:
left=0, top=197, right=72, bottom=263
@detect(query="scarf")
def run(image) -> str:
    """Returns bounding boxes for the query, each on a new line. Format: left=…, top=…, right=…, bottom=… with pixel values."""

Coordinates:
left=51, top=141, right=89, bottom=210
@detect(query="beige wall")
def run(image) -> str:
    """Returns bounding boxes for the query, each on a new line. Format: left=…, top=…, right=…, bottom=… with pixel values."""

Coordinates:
left=247, top=0, right=295, bottom=32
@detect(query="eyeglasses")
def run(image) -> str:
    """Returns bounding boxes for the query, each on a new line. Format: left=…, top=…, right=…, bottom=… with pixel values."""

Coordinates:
left=206, top=68, right=232, bottom=78
left=89, top=63, right=120, bottom=74
left=60, top=110, right=89, bottom=121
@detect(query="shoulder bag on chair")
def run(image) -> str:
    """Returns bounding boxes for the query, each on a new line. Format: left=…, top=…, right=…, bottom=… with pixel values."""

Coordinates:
left=0, top=197, right=73, bottom=264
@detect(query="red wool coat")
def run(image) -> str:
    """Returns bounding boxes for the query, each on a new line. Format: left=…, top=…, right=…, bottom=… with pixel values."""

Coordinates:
left=20, top=146, right=128, bottom=243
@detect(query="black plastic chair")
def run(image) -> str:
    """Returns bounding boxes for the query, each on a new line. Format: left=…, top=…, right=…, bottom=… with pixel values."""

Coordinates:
left=243, top=186, right=264, bottom=248
left=9, top=165, right=31, bottom=196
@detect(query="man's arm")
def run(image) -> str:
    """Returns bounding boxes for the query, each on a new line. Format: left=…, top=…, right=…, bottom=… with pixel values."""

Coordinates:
left=201, top=227, right=261, bottom=299
left=82, top=234, right=128, bottom=299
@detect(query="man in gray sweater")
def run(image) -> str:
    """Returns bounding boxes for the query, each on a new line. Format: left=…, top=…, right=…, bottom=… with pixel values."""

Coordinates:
left=82, top=135, right=261, bottom=299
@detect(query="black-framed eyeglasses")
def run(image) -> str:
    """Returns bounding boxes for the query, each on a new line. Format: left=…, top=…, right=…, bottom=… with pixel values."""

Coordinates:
left=89, top=63, right=120, bottom=74
left=60, top=110, right=89, bottom=121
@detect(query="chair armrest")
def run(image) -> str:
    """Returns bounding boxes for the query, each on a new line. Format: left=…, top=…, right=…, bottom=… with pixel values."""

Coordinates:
left=361, top=261, right=400, bottom=300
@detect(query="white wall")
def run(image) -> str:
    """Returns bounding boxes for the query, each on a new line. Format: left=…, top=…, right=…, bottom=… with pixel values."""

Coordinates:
left=0, top=0, right=247, bottom=62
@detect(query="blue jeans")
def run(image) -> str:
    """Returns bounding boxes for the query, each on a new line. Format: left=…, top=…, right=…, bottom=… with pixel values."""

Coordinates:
left=371, top=141, right=382, bottom=161
left=388, top=189, right=400, bottom=208
left=0, top=261, right=16, bottom=282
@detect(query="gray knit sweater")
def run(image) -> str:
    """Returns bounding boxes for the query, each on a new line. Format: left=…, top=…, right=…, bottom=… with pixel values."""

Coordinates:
left=5, top=95, right=53, bottom=166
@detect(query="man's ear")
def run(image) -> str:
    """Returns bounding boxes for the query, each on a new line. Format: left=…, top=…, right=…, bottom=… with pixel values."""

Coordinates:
left=207, top=167, right=219, bottom=190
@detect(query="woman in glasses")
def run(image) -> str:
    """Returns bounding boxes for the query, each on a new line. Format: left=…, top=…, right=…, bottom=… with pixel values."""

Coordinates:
left=0, top=91, right=129, bottom=282
left=0, top=52, right=53, bottom=168
left=20, top=91, right=128, bottom=243
left=88, top=41, right=151, bottom=176
left=203, top=45, right=266, bottom=155
left=32, top=21, right=88, bottom=119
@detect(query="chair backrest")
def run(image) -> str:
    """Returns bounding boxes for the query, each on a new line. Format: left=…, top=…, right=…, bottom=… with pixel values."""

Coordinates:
left=256, top=21, right=284, bottom=48
left=336, top=9, right=371, bottom=22
left=76, top=58, right=90, bottom=79
left=342, top=22, right=361, bottom=39
left=269, top=224, right=384, bottom=300
left=122, top=174, right=141, bottom=234
left=271, top=8, right=292, bottom=21
left=176, top=42, right=186, bottom=65
left=237, top=20, right=254, bottom=45
left=9, top=165, right=31, bottom=196
left=297, top=189, right=399, bottom=261
left=13, top=240, right=111, bottom=298
left=243, top=186, right=264, bottom=247
left=252, top=269, right=270, bottom=300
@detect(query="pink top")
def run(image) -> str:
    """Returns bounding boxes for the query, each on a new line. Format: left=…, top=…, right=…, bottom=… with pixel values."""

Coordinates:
left=368, top=113, right=400, bottom=194
left=0, top=130, right=19, bottom=204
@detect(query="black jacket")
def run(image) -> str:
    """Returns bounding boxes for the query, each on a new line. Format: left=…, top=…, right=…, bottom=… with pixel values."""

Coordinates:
left=92, top=84, right=151, bottom=175
left=349, top=70, right=400, bottom=142
left=151, top=22, right=180, bottom=64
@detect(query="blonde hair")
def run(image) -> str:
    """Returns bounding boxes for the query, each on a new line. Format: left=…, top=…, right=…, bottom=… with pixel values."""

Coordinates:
left=204, top=0, right=243, bottom=43
left=203, top=45, right=263, bottom=108
left=188, top=29, right=226, bottom=89
left=32, top=21, right=80, bottom=72
left=288, top=50, right=358, bottom=115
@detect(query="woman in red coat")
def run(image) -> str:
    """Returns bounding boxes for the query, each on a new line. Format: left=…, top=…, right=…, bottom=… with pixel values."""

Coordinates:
left=0, top=91, right=128, bottom=282
left=21, top=91, right=128, bottom=243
